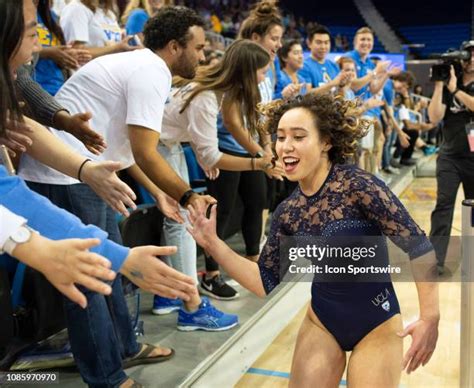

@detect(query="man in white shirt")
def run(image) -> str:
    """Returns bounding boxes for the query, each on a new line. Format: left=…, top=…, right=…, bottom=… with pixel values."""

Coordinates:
left=21, top=6, right=213, bottom=230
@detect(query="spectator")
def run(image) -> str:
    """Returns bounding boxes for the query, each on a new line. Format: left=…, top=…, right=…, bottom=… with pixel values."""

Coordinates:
left=35, top=0, right=91, bottom=95
left=275, top=39, right=308, bottom=98
left=60, top=0, right=135, bottom=59
left=299, top=24, right=350, bottom=94
left=392, top=71, right=432, bottom=166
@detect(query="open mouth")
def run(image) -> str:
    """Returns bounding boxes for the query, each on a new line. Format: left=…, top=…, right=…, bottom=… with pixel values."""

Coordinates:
left=283, top=156, right=300, bottom=173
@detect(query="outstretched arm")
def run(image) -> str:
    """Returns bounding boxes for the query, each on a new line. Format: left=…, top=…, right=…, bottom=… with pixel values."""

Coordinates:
left=187, top=204, right=266, bottom=297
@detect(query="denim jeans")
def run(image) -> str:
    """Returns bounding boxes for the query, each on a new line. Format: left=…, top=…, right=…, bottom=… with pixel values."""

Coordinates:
left=157, top=143, right=198, bottom=284
left=26, top=182, right=140, bottom=388
left=382, top=129, right=398, bottom=169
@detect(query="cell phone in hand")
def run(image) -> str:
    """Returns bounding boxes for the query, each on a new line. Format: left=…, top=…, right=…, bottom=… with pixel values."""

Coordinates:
left=0, top=145, right=15, bottom=175
left=128, top=35, right=142, bottom=47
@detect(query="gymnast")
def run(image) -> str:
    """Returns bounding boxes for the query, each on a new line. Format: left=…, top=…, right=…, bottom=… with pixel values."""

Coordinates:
left=187, top=93, right=439, bottom=387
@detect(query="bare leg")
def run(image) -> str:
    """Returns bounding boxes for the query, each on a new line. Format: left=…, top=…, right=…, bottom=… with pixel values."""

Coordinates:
left=289, top=307, right=346, bottom=388
left=346, top=314, right=403, bottom=388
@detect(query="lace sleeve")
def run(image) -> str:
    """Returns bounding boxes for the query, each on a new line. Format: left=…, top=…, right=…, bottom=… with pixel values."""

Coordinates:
left=258, top=204, right=287, bottom=294
left=355, top=172, right=433, bottom=259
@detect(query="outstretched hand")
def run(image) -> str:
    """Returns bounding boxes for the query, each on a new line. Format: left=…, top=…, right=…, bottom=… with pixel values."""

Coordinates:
left=81, top=160, right=137, bottom=216
left=67, top=112, right=107, bottom=155
left=39, top=238, right=116, bottom=308
left=120, top=245, right=198, bottom=301
left=186, top=203, right=219, bottom=252
left=397, top=317, right=439, bottom=373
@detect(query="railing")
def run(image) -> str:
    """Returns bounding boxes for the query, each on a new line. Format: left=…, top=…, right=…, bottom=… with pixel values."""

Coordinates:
left=461, top=199, right=474, bottom=387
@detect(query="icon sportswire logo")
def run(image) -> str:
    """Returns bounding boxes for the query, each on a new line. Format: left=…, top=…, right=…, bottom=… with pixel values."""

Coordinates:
left=371, top=288, right=391, bottom=312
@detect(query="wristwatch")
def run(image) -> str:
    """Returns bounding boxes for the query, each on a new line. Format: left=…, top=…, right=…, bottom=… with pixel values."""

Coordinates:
left=179, top=189, right=196, bottom=207
left=3, top=224, right=33, bottom=256
left=255, top=150, right=264, bottom=158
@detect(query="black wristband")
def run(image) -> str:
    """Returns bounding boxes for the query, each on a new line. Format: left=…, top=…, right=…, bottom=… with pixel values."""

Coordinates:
left=179, top=189, right=195, bottom=207
left=77, top=159, right=91, bottom=182
left=452, top=88, right=461, bottom=96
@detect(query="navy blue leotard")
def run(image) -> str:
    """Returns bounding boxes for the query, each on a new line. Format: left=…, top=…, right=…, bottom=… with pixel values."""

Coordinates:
left=258, top=164, right=433, bottom=351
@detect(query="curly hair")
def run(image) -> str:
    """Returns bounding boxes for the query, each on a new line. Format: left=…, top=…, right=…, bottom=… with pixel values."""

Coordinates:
left=259, top=94, right=370, bottom=163
left=143, top=6, right=205, bottom=51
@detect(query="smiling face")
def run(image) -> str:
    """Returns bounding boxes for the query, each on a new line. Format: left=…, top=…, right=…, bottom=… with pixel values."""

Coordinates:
left=283, top=43, right=304, bottom=71
left=354, top=32, right=374, bottom=58
left=340, top=61, right=356, bottom=83
left=308, top=33, right=330, bottom=62
left=253, top=24, right=283, bottom=61
left=9, top=0, right=39, bottom=75
left=275, top=108, right=331, bottom=187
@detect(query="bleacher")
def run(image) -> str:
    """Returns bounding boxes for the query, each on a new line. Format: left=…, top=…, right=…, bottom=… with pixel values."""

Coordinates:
left=399, top=24, right=470, bottom=58
left=372, top=0, right=471, bottom=57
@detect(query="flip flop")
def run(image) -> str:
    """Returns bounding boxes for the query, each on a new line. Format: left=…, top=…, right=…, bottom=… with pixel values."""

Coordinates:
left=123, top=343, right=175, bottom=369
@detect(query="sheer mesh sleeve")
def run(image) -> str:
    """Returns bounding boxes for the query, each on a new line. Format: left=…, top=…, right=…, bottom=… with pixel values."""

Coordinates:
left=354, top=172, right=433, bottom=259
left=258, top=204, right=287, bottom=294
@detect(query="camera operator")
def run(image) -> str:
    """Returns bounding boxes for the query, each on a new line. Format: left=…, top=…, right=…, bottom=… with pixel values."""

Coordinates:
left=428, top=41, right=474, bottom=274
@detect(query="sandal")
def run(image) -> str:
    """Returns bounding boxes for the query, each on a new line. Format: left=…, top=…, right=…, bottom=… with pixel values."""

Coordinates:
left=119, top=378, right=144, bottom=388
left=123, top=343, right=174, bottom=369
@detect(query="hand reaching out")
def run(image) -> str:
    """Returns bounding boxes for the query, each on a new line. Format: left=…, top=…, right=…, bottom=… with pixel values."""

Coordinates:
left=81, top=160, right=137, bottom=217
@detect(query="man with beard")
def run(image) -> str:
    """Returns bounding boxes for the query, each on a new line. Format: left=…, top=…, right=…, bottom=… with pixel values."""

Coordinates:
left=428, top=41, right=474, bottom=275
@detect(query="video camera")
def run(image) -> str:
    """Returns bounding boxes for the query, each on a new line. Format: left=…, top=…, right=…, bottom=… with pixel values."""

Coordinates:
left=430, top=40, right=474, bottom=82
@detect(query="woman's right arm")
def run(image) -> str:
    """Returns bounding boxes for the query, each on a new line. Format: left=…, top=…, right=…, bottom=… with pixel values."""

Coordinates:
left=187, top=204, right=267, bottom=297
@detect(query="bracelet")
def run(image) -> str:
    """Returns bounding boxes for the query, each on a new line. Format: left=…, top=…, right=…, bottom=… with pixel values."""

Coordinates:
left=77, top=159, right=92, bottom=182
left=452, top=88, right=461, bottom=96
left=251, top=157, right=256, bottom=171
left=179, top=189, right=195, bottom=207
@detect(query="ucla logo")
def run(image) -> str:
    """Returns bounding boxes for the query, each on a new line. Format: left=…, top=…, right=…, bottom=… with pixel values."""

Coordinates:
left=371, top=288, right=391, bottom=312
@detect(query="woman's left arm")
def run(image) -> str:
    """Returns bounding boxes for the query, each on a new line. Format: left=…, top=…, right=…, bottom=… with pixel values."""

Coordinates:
left=356, top=171, right=439, bottom=373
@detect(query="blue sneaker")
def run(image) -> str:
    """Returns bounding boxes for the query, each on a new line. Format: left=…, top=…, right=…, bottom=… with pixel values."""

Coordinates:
left=152, top=295, right=183, bottom=315
left=423, top=145, right=437, bottom=156
left=177, top=297, right=239, bottom=332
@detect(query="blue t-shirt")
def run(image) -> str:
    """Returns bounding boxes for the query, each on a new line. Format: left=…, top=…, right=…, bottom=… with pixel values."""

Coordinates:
left=34, top=12, right=65, bottom=96
left=345, top=50, right=375, bottom=98
left=345, top=50, right=380, bottom=117
left=125, top=9, right=149, bottom=35
left=383, top=79, right=394, bottom=107
left=298, top=57, right=340, bottom=89
left=274, top=70, right=307, bottom=99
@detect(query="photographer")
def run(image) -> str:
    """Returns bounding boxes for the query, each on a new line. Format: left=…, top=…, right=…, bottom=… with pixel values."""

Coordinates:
left=428, top=41, right=474, bottom=274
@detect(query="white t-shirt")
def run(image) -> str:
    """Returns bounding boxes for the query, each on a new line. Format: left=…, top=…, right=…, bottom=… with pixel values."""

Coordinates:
left=60, top=0, right=107, bottom=47
left=94, top=8, right=122, bottom=45
left=0, top=206, right=27, bottom=251
left=398, top=105, right=410, bottom=129
left=19, top=49, right=172, bottom=185
left=162, top=84, right=222, bottom=169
